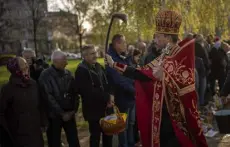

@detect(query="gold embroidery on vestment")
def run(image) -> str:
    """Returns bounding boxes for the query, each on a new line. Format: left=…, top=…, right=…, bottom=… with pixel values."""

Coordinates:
left=179, top=84, right=195, bottom=96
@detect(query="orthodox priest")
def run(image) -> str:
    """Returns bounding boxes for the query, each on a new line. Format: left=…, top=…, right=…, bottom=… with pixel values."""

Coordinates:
left=105, top=10, right=208, bottom=147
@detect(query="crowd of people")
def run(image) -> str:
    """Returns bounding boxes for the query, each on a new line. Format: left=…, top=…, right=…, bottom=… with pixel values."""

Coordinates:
left=0, top=35, right=140, bottom=147
left=1, top=9, right=230, bottom=147
left=186, top=34, right=230, bottom=106
left=131, top=33, right=230, bottom=107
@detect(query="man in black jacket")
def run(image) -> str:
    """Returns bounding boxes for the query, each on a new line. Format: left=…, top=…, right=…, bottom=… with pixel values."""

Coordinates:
left=39, top=50, right=80, bottom=147
left=209, top=40, right=228, bottom=94
left=194, top=37, right=210, bottom=76
left=75, top=45, right=113, bottom=147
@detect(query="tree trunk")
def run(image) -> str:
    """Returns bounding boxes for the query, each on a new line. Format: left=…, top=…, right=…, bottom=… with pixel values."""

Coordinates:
left=228, top=15, right=230, bottom=35
left=79, top=33, right=82, bottom=50
left=215, top=27, right=221, bottom=37
left=33, top=27, right=37, bottom=56
left=1, top=42, right=5, bottom=52
left=136, top=19, right=140, bottom=40
left=160, top=0, right=166, bottom=8
left=33, top=13, right=38, bottom=57
left=100, top=30, right=103, bottom=47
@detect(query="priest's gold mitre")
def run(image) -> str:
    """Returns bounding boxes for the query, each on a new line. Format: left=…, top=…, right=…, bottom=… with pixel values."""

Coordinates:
left=155, top=10, right=182, bottom=35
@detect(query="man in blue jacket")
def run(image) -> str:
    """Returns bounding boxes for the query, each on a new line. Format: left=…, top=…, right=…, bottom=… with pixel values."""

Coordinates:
left=106, top=34, right=135, bottom=147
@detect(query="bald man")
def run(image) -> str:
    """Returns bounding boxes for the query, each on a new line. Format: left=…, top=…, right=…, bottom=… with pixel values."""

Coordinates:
left=22, top=49, right=36, bottom=66
left=38, top=51, right=80, bottom=147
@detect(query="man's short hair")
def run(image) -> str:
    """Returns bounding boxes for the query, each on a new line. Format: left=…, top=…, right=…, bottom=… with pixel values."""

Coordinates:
left=112, top=34, right=124, bottom=46
left=22, top=49, right=35, bottom=57
left=51, top=50, right=66, bottom=62
left=81, top=45, right=95, bottom=57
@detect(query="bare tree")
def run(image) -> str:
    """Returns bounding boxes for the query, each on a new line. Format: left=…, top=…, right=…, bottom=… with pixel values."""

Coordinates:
left=60, top=0, right=100, bottom=50
left=0, top=1, right=6, bottom=38
left=0, top=0, right=12, bottom=41
left=22, top=0, right=47, bottom=56
left=159, top=0, right=166, bottom=8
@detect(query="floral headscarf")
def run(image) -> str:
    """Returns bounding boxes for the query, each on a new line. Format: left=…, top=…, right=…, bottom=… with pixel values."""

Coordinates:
left=7, top=57, right=30, bottom=83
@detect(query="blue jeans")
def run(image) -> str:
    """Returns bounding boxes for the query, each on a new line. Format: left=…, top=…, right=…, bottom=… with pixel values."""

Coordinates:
left=118, top=104, right=135, bottom=147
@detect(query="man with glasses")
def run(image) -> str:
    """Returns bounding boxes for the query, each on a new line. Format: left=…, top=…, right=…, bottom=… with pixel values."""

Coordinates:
left=106, top=34, right=136, bottom=147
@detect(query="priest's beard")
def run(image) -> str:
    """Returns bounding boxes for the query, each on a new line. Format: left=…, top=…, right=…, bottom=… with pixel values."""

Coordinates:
left=157, top=45, right=166, bottom=54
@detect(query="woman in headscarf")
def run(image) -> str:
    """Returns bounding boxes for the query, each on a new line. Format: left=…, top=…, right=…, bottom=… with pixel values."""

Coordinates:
left=0, top=57, right=47, bottom=147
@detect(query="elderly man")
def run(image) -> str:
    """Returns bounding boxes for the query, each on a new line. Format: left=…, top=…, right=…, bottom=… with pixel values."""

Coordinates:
left=22, top=49, right=36, bottom=65
left=22, top=49, right=49, bottom=81
left=75, top=45, right=113, bottom=147
left=39, top=51, right=80, bottom=147
left=105, top=10, right=208, bottom=147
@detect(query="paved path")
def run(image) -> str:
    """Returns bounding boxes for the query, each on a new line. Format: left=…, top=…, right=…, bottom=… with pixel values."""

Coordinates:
left=78, top=130, right=119, bottom=147
left=206, top=134, right=230, bottom=147
left=45, top=112, right=230, bottom=147
left=78, top=130, right=230, bottom=147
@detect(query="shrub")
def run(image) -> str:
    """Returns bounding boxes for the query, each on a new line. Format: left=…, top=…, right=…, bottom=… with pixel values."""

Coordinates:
left=0, top=54, right=16, bottom=66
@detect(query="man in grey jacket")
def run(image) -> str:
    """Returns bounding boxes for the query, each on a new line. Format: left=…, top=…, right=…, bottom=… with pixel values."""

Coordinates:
left=39, top=50, right=80, bottom=147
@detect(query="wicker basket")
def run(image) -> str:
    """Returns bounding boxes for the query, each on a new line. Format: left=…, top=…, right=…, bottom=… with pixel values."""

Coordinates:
left=100, top=106, right=127, bottom=135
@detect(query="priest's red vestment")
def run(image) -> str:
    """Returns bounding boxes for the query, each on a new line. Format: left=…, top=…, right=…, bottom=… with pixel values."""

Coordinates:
left=114, top=38, right=208, bottom=147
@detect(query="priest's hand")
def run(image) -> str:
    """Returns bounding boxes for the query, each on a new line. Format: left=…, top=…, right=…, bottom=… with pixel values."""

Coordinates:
left=105, top=54, right=114, bottom=67
left=107, top=95, right=115, bottom=108
left=153, top=66, right=163, bottom=81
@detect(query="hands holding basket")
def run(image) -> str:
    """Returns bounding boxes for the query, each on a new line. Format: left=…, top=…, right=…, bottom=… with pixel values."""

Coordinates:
left=107, top=95, right=115, bottom=108
left=100, top=94, right=128, bottom=135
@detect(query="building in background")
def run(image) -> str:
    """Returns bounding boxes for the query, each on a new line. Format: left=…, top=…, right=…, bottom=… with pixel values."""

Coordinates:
left=0, top=0, right=48, bottom=55
left=46, top=11, right=82, bottom=53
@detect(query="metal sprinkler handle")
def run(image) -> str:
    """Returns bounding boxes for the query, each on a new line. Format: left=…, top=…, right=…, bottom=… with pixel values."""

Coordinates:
left=104, top=12, right=128, bottom=54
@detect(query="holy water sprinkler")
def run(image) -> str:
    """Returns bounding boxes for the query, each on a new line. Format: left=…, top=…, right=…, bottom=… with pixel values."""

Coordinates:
left=104, top=12, right=128, bottom=53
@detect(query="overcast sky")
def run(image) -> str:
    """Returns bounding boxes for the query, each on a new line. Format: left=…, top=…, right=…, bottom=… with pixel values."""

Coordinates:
left=47, top=0, right=65, bottom=11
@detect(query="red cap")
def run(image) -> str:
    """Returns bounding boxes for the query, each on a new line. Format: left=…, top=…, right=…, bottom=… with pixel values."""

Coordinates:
left=214, top=36, right=220, bottom=42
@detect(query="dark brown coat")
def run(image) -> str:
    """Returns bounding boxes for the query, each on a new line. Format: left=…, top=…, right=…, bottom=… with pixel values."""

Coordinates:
left=0, top=76, right=46, bottom=147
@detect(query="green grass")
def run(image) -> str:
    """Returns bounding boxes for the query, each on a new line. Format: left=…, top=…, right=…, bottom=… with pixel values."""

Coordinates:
left=0, top=65, right=8, bottom=86
left=0, top=58, right=104, bottom=86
